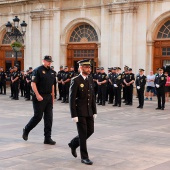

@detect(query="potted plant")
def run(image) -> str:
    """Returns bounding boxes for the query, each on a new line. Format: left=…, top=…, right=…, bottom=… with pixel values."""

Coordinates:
left=10, top=41, right=22, bottom=52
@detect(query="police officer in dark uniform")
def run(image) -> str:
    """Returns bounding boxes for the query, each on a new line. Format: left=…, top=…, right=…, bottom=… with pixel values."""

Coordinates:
left=107, top=67, right=114, bottom=104
left=19, top=70, right=25, bottom=97
left=11, top=66, right=20, bottom=100
left=112, top=67, right=122, bottom=107
left=110, top=67, right=117, bottom=105
left=68, top=59, right=97, bottom=165
left=136, top=69, right=146, bottom=109
left=9, top=67, right=14, bottom=98
left=0, top=67, right=7, bottom=95
left=22, top=55, right=56, bottom=145
left=69, top=66, right=76, bottom=79
left=122, top=65, right=129, bottom=102
left=97, top=67, right=107, bottom=106
left=155, top=68, right=166, bottom=110
left=51, top=66, right=57, bottom=99
left=57, top=66, right=64, bottom=100
left=123, top=68, right=135, bottom=105
left=25, top=67, right=33, bottom=101
left=61, top=66, right=71, bottom=103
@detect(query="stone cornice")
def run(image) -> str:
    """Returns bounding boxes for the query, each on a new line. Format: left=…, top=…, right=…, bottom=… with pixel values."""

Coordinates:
left=109, top=3, right=138, bottom=14
left=30, top=9, right=54, bottom=20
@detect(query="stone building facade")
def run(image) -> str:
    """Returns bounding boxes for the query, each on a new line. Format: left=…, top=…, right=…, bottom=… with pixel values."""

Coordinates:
left=0, top=0, right=170, bottom=73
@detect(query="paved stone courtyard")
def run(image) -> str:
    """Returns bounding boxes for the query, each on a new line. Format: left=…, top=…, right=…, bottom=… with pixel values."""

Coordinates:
left=0, top=91, right=170, bottom=170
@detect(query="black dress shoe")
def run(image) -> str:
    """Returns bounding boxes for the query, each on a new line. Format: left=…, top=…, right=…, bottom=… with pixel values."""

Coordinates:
left=108, top=102, right=113, bottom=104
left=137, top=106, right=141, bottom=108
left=161, top=108, right=164, bottom=110
left=125, top=103, right=129, bottom=105
left=44, top=138, right=56, bottom=145
left=68, top=143, right=77, bottom=158
left=112, top=104, right=117, bottom=106
left=98, top=103, right=102, bottom=105
left=155, top=107, right=161, bottom=110
left=22, top=128, right=28, bottom=141
left=81, top=159, right=93, bottom=165
left=57, top=98, right=62, bottom=101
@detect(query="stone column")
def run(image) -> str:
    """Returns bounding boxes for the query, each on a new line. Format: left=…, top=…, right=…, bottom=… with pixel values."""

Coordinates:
left=31, top=15, right=41, bottom=68
left=53, top=9, right=61, bottom=69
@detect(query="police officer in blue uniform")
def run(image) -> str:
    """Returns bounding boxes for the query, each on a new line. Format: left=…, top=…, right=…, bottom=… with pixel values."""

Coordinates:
left=155, top=68, right=166, bottom=110
left=22, top=55, right=56, bottom=145
left=97, top=67, right=107, bottom=106
left=136, top=69, right=146, bottom=109
left=68, top=59, right=97, bottom=165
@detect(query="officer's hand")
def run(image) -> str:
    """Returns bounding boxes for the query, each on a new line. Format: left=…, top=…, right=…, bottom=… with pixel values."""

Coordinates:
left=93, top=114, right=97, bottom=119
left=137, top=86, right=140, bottom=89
left=36, top=95, right=43, bottom=101
left=156, top=84, right=160, bottom=88
left=114, top=84, right=118, bottom=87
left=72, top=117, right=78, bottom=123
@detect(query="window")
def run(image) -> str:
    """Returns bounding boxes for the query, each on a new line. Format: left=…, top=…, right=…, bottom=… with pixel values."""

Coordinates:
left=157, top=20, right=170, bottom=39
left=5, top=51, right=22, bottom=58
left=69, top=24, right=98, bottom=42
left=2, top=28, right=24, bottom=44
left=162, top=48, right=170, bottom=56
left=74, top=50, right=95, bottom=58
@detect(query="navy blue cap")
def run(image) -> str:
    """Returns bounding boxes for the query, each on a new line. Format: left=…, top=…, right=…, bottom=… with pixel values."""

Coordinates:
left=44, top=55, right=53, bottom=62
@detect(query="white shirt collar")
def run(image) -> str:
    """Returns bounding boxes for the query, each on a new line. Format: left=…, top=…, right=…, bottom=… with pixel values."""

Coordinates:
left=80, top=73, right=88, bottom=80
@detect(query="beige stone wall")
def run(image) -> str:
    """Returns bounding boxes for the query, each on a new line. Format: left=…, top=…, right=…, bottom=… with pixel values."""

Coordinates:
left=0, top=0, right=170, bottom=72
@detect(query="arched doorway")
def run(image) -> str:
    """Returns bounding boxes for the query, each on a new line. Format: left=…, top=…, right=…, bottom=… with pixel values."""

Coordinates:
left=0, top=28, right=24, bottom=72
left=67, top=23, right=98, bottom=72
left=154, top=20, right=170, bottom=71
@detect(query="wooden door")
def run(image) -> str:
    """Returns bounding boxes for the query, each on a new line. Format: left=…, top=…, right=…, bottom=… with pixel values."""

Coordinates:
left=67, top=43, right=98, bottom=73
left=0, top=45, right=24, bottom=71
left=153, top=40, right=170, bottom=72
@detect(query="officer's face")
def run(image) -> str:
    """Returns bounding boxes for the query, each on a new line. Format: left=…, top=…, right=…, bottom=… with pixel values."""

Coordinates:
left=43, top=60, right=52, bottom=69
left=80, top=65, right=91, bottom=75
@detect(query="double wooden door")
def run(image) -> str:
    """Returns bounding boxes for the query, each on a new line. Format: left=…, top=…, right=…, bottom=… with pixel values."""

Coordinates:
left=0, top=45, right=24, bottom=72
left=67, top=43, right=98, bottom=73
left=154, top=40, right=170, bottom=72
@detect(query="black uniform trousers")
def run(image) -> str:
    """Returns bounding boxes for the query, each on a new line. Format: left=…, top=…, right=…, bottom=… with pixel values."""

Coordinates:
left=126, top=85, right=133, bottom=104
left=58, top=83, right=63, bottom=99
left=137, top=88, right=144, bottom=107
left=98, top=84, right=106, bottom=104
left=25, top=94, right=53, bottom=139
left=20, top=81, right=25, bottom=97
left=25, top=83, right=31, bottom=99
left=62, top=83, right=70, bottom=102
left=108, top=84, right=114, bottom=103
left=156, top=87, right=165, bottom=108
left=13, top=81, right=19, bottom=99
left=114, top=87, right=122, bottom=106
left=0, top=80, right=6, bottom=94
left=70, top=116, right=94, bottom=159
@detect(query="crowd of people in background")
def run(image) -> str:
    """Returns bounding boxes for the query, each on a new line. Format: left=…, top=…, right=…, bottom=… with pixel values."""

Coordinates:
left=0, top=64, right=170, bottom=110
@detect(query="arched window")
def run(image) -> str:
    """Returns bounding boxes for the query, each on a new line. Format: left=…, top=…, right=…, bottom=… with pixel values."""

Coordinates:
left=69, top=24, right=98, bottom=42
left=2, top=28, right=24, bottom=44
left=157, top=20, right=170, bottom=39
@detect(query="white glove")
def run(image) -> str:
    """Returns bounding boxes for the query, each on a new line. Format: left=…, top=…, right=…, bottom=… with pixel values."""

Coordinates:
left=137, top=86, right=140, bottom=89
left=72, top=117, right=78, bottom=123
left=156, top=84, right=160, bottom=88
left=93, top=114, right=97, bottom=119
left=114, top=84, right=118, bottom=87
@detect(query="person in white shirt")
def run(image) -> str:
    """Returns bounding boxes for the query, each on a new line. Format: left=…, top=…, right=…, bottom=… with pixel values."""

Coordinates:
left=145, top=71, right=155, bottom=101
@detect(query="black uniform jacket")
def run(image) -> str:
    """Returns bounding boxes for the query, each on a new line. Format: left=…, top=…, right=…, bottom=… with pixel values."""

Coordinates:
left=69, top=74, right=97, bottom=118
left=154, top=74, right=166, bottom=88
left=136, top=75, right=146, bottom=89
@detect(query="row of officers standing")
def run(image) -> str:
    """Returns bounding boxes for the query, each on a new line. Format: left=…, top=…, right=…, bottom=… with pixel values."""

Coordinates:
left=0, top=64, right=167, bottom=110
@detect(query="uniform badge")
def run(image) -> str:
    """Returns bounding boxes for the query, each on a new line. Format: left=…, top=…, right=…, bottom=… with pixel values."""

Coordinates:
left=32, top=76, right=35, bottom=81
left=42, top=71, right=46, bottom=74
left=161, top=77, right=164, bottom=80
left=140, top=79, right=143, bottom=82
left=80, top=84, right=84, bottom=88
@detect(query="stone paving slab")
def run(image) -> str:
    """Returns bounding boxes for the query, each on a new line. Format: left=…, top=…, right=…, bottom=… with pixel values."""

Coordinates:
left=0, top=91, right=170, bottom=170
